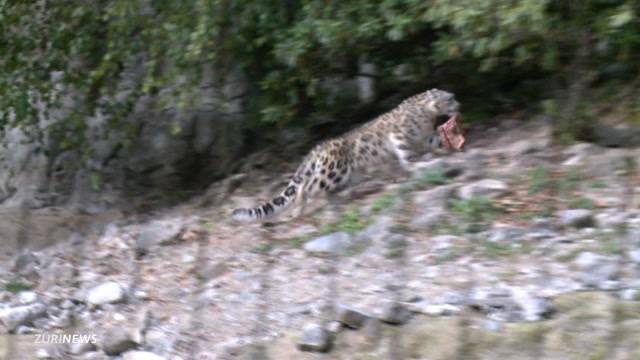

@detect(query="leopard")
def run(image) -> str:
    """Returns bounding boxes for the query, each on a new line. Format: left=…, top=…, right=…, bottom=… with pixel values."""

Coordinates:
left=232, top=88, right=464, bottom=222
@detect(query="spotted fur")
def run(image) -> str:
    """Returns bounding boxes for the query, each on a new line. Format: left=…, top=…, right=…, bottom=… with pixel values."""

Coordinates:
left=232, top=89, right=460, bottom=222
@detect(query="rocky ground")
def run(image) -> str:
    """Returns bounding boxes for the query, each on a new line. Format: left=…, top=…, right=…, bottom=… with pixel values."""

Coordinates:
left=1, top=116, right=640, bottom=359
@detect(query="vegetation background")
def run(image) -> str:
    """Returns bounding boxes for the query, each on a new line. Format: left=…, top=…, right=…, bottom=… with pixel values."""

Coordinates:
left=1, top=0, right=639, bottom=196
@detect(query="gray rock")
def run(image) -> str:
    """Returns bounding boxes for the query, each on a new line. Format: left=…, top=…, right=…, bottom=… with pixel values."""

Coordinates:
left=628, top=249, right=640, bottom=264
left=32, top=317, right=51, bottom=330
left=12, top=252, right=40, bottom=277
left=574, top=252, right=602, bottom=269
left=470, top=294, right=521, bottom=321
left=35, top=348, right=53, bottom=359
left=80, top=352, right=109, bottom=360
left=595, top=211, right=629, bottom=228
left=515, top=296, right=554, bottom=321
left=39, top=260, right=76, bottom=289
left=378, top=302, right=411, bottom=325
left=144, top=329, right=174, bottom=356
left=558, top=209, right=595, bottom=228
left=60, top=299, right=75, bottom=310
left=0, top=303, right=47, bottom=332
left=487, top=226, right=526, bottom=243
left=525, top=228, right=559, bottom=241
left=483, top=319, right=504, bottom=332
left=49, top=310, right=73, bottom=328
left=135, top=218, right=187, bottom=251
left=336, top=306, right=369, bottom=329
left=414, top=185, right=457, bottom=210
left=362, top=318, right=383, bottom=342
left=100, top=328, right=140, bottom=355
left=442, top=291, right=467, bottom=306
left=508, top=137, right=550, bottom=156
left=458, top=179, right=509, bottom=200
left=620, top=289, right=639, bottom=301
left=410, top=303, right=461, bottom=316
left=297, top=323, right=333, bottom=353
left=327, top=320, right=342, bottom=333
left=304, top=232, right=352, bottom=256
left=413, top=158, right=465, bottom=178
left=574, top=253, right=620, bottom=288
left=122, top=351, right=166, bottom=360
left=430, top=235, right=460, bottom=256
left=0, top=290, right=11, bottom=302
left=410, top=185, right=456, bottom=229
left=584, top=264, right=620, bottom=288
left=565, top=148, right=630, bottom=177
left=15, top=325, right=38, bottom=334
left=69, top=341, right=97, bottom=355
left=599, top=280, right=622, bottom=291
left=17, top=291, right=39, bottom=305
left=410, top=209, right=448, bottom=229
left=86, top=282, right=125, bottom=306
left=355, top=216, right=390, bottom=243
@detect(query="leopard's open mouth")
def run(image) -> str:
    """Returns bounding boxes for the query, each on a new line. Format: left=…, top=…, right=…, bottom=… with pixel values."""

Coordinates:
left=437, top=112, right=465, bottom=151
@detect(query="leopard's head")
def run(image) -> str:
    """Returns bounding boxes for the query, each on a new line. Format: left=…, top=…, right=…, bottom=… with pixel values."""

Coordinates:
left=424, top=88, right=460, bottom=117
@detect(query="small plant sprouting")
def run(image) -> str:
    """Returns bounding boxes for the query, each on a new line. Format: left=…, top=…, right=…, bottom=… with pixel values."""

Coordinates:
left=567, top=196, right=595, bottom=210
left=589, top=179, right=608, bottom=189
left=528, top=165, right=554, bottom=194
left=250, top=242, right=273, bottom=254
left=321, top=210, right=370, bottom=235
left=481, top=240, right=513, bottom=258
left=370, top=192, right=397, bottom=214
left=450, top=196, right=502, bottom=233
left=417, top=170, right=449, bottom=186
left=6, top=281, right=33, bottom=293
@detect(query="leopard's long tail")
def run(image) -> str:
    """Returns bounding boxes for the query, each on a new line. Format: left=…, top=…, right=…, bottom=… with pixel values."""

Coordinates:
left=232, top=175, right=304, bottom=222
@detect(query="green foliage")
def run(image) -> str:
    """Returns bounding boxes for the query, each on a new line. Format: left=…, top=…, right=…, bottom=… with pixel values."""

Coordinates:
left=528, top=165, right=583, bottom=195
left=384, top=235, right=408, bottom=259
left=589, top=180, right=608, bottom=189
left=1, top=0, right=639, bottom=154
left=451, top=196, right=501, bottom=232
left=321, top=210, right=369, bottom=234
left=481, top=240, right=514, bottom=259
left=568, top=196, right=596, bottom=210
left=417, top=170, right=449, bottom=187
left=287, top=236, right=305, bottom=249
left=5, top=281, right=33, bottom=293
left=528, top=165, right=554, bottom=194
left=451, top=196, right=500, bottom=223
left=370, top=192, right=397, bottom=214
left=559, top=167, right=582, bottom=192
left=250, top=242, right=273, bottom=254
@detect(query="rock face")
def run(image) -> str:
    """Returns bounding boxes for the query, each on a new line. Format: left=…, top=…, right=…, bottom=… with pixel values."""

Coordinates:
left=0, top=65, right=247, bottom=213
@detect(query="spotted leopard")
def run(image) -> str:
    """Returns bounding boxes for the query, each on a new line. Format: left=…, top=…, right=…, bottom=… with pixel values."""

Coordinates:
left=232, top=88, right=464, bottom=222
